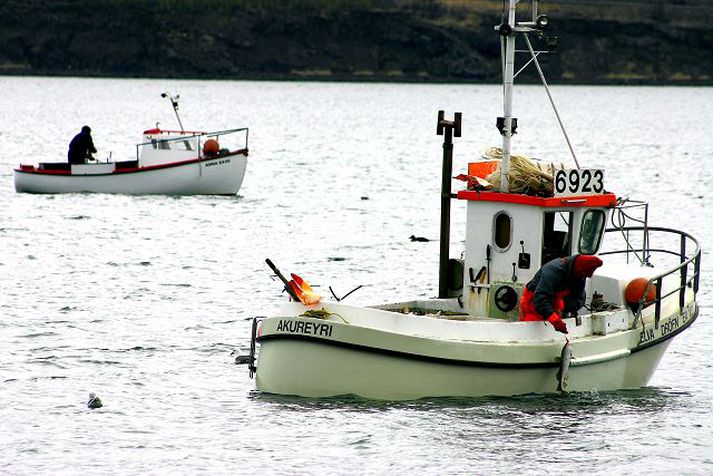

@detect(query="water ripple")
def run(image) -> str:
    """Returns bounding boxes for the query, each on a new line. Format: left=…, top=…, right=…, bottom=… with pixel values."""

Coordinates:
left=0, top=78, right=711, bottom=475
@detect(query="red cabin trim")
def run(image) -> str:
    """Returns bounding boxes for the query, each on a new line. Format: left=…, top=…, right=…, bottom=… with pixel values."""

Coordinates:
left=457, top=191, right=618, bottom=208
left=142, top=128, right=207, bottom=135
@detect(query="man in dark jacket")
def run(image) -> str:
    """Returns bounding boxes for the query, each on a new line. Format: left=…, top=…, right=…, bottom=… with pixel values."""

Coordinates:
left=519, top=254, right=603, bottom=334
left=68, top=126, right=97, bottom=164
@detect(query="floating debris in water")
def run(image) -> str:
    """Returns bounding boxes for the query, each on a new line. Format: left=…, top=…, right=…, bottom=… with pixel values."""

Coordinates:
left=235, top=354, right=252, bottom=365
left=87, top=393, right=103, bottom=409
left=360, top=196, right=369, bottom=200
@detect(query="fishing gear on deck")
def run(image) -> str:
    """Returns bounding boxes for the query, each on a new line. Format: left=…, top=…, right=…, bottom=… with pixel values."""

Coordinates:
left=265, top=259, right=321, bottom=305
left=329, top=285, right=363, bottom=302
left=265, top=258, right=300, bottom=301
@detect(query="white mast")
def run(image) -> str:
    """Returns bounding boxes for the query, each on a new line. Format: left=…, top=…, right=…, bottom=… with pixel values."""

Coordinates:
left=499, top=0, right=519, bottom=193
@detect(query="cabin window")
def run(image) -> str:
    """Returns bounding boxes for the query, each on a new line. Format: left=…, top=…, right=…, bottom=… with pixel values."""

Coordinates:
left=159, top=140, right=171, bottom=150
left=174, top=139, right=194, bottom=151
left=542, top=211, right=572, bottom=264
left=579, top=209, right=606, bottom=255
left=493, top=212, right=512, bottom=250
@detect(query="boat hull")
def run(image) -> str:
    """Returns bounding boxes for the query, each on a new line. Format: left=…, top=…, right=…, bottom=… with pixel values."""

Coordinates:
left=254, top=301, right=697, bottom=400
left=256, top=338, right=670, bottom=400
left=14, top=154, right=247, bottom=195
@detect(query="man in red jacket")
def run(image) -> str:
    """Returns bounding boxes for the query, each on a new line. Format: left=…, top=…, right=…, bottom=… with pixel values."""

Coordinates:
left=519, top=254, right=603, bottom=334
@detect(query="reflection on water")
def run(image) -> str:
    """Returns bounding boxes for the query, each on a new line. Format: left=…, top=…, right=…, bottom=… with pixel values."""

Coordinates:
left=251, top=386, right=685, bottom=415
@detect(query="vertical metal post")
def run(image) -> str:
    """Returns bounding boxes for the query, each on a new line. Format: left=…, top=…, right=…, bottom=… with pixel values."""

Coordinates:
left=679, top=236, right=687, bottom=312
left=161, top=92, right=185, bottom=132
left=437, top=111, right=462, bottom=299
left=654, top=277, right=662, bottom=329
left=500, top=0, right=518, bottom=193
left=248, top=317, right=258, bottom=378
left=643, top=203, right=650, bottom=264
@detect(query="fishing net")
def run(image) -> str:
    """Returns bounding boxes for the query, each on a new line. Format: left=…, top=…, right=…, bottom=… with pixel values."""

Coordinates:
left=482, top=147, right=560, bottom=196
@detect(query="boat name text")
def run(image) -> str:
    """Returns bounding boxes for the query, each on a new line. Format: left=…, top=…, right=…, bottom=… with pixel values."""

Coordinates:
left=638, top=328, right=655, bottom=345
left=659, top=317, right=680, bottom=337
left=276, top=319, right=333, bottom=337
left=205, top=159, right=231, bottom=167
left=638, top=317, right=683, bottom=346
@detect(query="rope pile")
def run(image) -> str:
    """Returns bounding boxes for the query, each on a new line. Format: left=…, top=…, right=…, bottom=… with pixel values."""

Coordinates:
left=482, top=147, right=560, bottom=196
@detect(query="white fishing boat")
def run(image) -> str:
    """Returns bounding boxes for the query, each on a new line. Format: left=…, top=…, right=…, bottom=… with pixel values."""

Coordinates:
left=14, top=93, right=249, bottom=195
left=237, top=0, right=702, bottom=400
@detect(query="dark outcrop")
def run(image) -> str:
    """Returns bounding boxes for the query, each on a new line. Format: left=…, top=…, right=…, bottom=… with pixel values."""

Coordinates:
left=1, top=0, right=712, bottom=84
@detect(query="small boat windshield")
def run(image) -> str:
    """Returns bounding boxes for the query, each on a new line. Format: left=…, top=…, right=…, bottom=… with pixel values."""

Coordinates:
left=542, top=211, right=572, bottom=263
left=151, top=138, right=195, bottom=151
left=578, top=209, right=606, bottom=254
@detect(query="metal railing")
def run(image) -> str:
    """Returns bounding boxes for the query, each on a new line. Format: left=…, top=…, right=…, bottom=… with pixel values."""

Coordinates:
left=608, top=199, right=650, bottom=265
left=135, top=127, right=249, bottom=162
left=600, top=225, right=701, bottom=328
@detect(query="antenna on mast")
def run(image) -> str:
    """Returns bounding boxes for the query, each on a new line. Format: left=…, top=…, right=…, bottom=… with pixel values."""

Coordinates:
left=496, top=0, right=571, bottom=192
left=161, top=92, right=184, bottom=132
left=496, top=0, right=519, bottom=193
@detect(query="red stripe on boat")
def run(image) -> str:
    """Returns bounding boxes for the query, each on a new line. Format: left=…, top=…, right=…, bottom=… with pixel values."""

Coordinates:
left=142, top=128, right=207, bottom=135
left=457, top=191, right=617, bottom=207
left=14, top=149, right=248, bottom=176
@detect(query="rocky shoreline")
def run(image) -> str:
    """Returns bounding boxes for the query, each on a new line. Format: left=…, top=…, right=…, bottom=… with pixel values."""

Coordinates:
left=2, top=0, right=712, bottom=84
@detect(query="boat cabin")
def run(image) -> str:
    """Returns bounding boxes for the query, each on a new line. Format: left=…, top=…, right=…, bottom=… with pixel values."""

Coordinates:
left=457, top=188, right=617, bottom=319
left=140, top=128, right=205, bottom=167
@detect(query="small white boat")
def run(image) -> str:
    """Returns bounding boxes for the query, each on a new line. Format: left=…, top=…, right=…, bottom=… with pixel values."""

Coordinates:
left=238, top=1, right=702, bottom=400
left=14, top=94, right=249, bottom=195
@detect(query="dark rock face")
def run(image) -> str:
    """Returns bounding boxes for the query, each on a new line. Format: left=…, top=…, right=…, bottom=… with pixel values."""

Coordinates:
left=1, top=0, right=712, bottom=84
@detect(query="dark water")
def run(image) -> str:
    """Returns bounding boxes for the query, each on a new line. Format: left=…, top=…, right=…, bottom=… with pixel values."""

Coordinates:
left=1, top=77, right=711, bottom=474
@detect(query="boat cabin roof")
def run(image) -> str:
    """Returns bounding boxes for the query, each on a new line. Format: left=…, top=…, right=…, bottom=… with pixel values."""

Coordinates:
left=457, top=191, right=617, bottom=208
left=142, top=128, right=206, bottom=136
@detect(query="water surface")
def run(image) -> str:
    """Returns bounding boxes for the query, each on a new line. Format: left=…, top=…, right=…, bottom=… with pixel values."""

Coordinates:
left=1, top=77, right=711, bottom=474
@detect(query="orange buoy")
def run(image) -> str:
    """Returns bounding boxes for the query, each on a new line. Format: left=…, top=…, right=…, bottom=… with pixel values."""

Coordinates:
left=625, top=277, right=656, bottom=306
left=203, top=139, right=220, bottom=156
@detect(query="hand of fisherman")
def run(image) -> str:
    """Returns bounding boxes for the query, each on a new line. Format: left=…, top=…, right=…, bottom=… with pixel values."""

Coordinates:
left=547, top=312, right=568, bottom=334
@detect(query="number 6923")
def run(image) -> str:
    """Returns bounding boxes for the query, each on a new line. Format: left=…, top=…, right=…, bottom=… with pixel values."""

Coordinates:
left=554, top=169, right=604, bottom=196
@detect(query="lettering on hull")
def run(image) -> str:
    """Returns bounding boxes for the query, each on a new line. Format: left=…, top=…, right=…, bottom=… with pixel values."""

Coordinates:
left=636, top=312, right=689, bottom=348
left=660, top=317, right=680, bottom=337
left=276, top=319, right=333, bottom=337
left=205, top=159, right=231, bottom=167
left=638, top=328, right=655, bottom=346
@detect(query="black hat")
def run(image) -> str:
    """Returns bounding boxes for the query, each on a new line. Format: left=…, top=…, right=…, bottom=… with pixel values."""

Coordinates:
left=81, top=125, right=91, bottom=133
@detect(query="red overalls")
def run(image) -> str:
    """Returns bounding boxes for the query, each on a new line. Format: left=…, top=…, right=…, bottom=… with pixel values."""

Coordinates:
left=519, top=287, right=570, bottom=321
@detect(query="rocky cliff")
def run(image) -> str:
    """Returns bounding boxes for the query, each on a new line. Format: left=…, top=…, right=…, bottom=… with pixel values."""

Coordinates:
left=1, top=0, right=712, bottom=84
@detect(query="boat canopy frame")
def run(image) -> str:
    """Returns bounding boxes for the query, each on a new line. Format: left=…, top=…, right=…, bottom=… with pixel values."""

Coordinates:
left=136, top=127, right=249, bottom=162
left=601, top=225, right=701, bottom=328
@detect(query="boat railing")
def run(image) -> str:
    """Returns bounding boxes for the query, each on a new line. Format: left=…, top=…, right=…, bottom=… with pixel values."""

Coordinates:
left=135, top=127, right=249, bottom=161
left=600, top=225, right=701, bottom=328
left=608, top=199, right=650, bottom=265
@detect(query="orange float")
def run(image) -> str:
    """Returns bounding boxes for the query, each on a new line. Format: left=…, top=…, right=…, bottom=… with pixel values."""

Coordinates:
left=624, top=277, right=656, bottom=306
left=203, top=139, right=220, bottom=156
